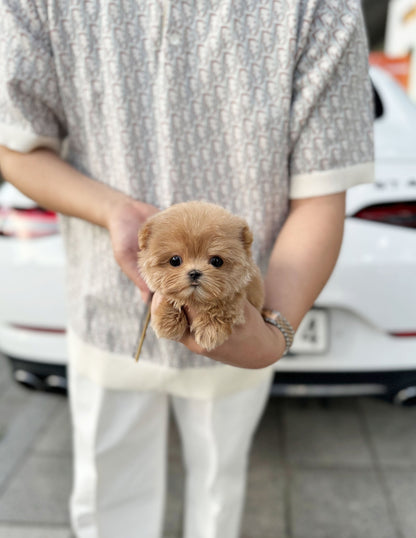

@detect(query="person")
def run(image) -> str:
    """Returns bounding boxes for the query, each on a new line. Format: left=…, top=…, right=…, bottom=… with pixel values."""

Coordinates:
left=0, top=1, right=374, bottom=537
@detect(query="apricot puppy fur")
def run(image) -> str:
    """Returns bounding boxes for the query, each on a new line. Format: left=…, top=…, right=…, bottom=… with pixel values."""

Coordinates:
left=138, top=201, right=264, bottom=351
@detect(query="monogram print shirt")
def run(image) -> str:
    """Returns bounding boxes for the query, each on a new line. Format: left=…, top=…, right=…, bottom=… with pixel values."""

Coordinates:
left=0, top=0, right=373, bottom=390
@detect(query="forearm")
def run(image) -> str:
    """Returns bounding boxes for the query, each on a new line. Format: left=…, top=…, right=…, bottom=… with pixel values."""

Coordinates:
left=0, top=145, right=158, bottom=299
left=0, top=146, right=130, bottom=228
left=264, top=192, right=346, bottom=331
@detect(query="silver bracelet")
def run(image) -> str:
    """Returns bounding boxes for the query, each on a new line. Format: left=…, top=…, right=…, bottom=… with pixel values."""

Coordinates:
left=261, top=308, right=295, bottom=356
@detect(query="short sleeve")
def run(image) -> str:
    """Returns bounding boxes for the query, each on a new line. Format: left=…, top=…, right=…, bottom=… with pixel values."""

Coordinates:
left=289, top=0, right=374, bottom=199
left=0, top=1, right=67, bottom=153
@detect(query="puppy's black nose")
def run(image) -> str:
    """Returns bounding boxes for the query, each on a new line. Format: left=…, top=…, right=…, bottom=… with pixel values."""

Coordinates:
left=188, top=269, right=202, bottom=282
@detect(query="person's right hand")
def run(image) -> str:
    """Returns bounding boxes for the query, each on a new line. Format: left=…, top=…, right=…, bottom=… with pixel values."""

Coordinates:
left=106, top=198, right=158, bottom=302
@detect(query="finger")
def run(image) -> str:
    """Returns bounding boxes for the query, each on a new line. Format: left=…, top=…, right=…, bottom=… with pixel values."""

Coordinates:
left=130, top=271, right=149, bottom=300
left=118, top=255, right=150, bottom=302
left=179, top=329, right=206, bottom=355
left=151, top=291, right=163, bottom=316
left=141, top=289, right=153, bottom=305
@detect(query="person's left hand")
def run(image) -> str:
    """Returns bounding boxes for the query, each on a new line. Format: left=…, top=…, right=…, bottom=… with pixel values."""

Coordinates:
left=151, top=292, right=285, bottom=369
left=107, top=198, right=159, bottom=302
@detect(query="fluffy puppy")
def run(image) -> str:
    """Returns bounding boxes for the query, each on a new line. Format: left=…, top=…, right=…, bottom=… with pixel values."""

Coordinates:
left=138, top=201, right=264, bottom=351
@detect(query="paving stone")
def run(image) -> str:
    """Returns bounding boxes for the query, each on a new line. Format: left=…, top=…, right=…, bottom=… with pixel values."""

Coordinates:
left=290, top=468, right=397, bottom=538
left=0, top=379, right=33, bottom=429
left=0, top=384, right=30, bottom=450
left=0, top=524, right=71, bottom=538
left=167, top=410, right=183, bottom=465
left=241, top=398, right=286, bottom=538
left=383, top=469, right=416, bottom=538
left=242, top=462, right=286, bottom=538
left=0, top=355, right=12, bottom=394
left=0, top=454, right=72, bottom=525
left=163, top=416, right=184, bottom=537
left=0, top=387, right=59, bottom=490
left=34, top=398, right=72, bottom=455
left=283, top=398, right=373, bottom=466
left=164, top=464, right=184, bottom=537
left=360, top=398, right=416, bottom=466
left=250, top=397, right=283, bottom=466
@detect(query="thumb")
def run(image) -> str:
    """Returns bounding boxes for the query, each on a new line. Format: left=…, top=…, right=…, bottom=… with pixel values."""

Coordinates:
left=151, top=291, right=163, bottom=316
left=117, top=253, right=151, bottom=303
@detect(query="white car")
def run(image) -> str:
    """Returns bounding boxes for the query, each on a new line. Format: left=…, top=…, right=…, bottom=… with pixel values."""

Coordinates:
left=1, top=66, right=416, bottom=403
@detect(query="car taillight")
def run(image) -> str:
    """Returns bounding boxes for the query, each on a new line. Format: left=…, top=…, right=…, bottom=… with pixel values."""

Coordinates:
left=9, top=323, right=66, bottom=334
left=390, top=331, right=416, bottom=338
left=0, top=207, right=59, bottom=238
left=353, top=201, right=416, bottom=229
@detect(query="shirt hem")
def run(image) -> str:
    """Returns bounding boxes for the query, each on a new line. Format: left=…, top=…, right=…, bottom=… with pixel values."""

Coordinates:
left=67, top=327, right=275, bottom=399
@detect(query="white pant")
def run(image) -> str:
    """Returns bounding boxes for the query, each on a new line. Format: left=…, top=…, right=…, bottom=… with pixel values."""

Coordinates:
left=69, top=367, right=272, bottom=538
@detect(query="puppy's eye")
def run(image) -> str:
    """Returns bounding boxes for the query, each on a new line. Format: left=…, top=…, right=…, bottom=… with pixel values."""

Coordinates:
left=209, top=256, right=223, bottom=268
left=169, top=256, right=182, bottom=267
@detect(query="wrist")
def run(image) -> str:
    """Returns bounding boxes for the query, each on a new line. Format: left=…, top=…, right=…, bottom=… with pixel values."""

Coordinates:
left=105, top=193, right=159, bottom=231
left=261, top=308, right=295, bottom=356
left=263, top=321, right=287, bottom=361
left=102, top=190, right=134, bottom=229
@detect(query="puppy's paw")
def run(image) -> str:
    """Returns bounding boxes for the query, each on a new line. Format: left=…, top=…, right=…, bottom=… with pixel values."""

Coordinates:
left=152, top=301, right=188, bottom=342
left=192, top=319, right=232, bottom=351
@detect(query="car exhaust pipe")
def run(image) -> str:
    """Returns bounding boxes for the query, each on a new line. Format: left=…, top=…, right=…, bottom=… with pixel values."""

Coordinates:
left=393, top=386, right=416, bottom=406
left=45, top=374, right=67, bottom=391
left=13, top=369, right=45, bottom=391
left=13, top=369, right=67, bottom=393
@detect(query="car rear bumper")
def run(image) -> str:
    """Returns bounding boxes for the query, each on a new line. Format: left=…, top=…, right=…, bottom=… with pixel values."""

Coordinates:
left=270, top=369, right=416, bottom=404
left=0, top=323, right=67, bottom=364
left=277, top=308, right=416, bottom=372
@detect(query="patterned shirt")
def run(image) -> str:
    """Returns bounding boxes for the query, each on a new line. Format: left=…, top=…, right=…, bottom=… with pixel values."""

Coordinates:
left=0, top=0, right=373, bottom=385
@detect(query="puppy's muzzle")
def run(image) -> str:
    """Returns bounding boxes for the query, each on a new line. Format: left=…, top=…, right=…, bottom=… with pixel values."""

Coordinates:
left=188, top=269, right=202, bottom=284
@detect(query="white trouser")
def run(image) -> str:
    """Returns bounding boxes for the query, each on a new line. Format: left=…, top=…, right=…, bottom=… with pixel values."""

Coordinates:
left=69, top=367, right=272, bottom=538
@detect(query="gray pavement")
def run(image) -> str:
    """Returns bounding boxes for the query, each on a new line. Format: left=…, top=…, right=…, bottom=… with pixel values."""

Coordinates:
left=1, top=353, right=416, bottom=538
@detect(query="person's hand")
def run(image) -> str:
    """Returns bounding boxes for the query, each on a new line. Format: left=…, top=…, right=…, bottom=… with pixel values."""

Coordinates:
left=106, top=198, right=158, bottom=302
left=151, top=293, right=286, bottom=369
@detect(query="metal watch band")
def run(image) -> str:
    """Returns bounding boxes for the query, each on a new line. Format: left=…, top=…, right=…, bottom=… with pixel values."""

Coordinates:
left=261, top=308, right=295, bottom=356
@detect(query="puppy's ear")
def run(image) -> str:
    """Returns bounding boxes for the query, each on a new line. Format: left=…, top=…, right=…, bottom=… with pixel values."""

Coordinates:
left=240, top=224, right=253, bottom=254
left=138, top=221, right=152, bottom=250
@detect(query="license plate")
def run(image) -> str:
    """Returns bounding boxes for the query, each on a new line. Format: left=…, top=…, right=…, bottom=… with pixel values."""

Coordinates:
left=290, top=309, right=329, bottom=354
